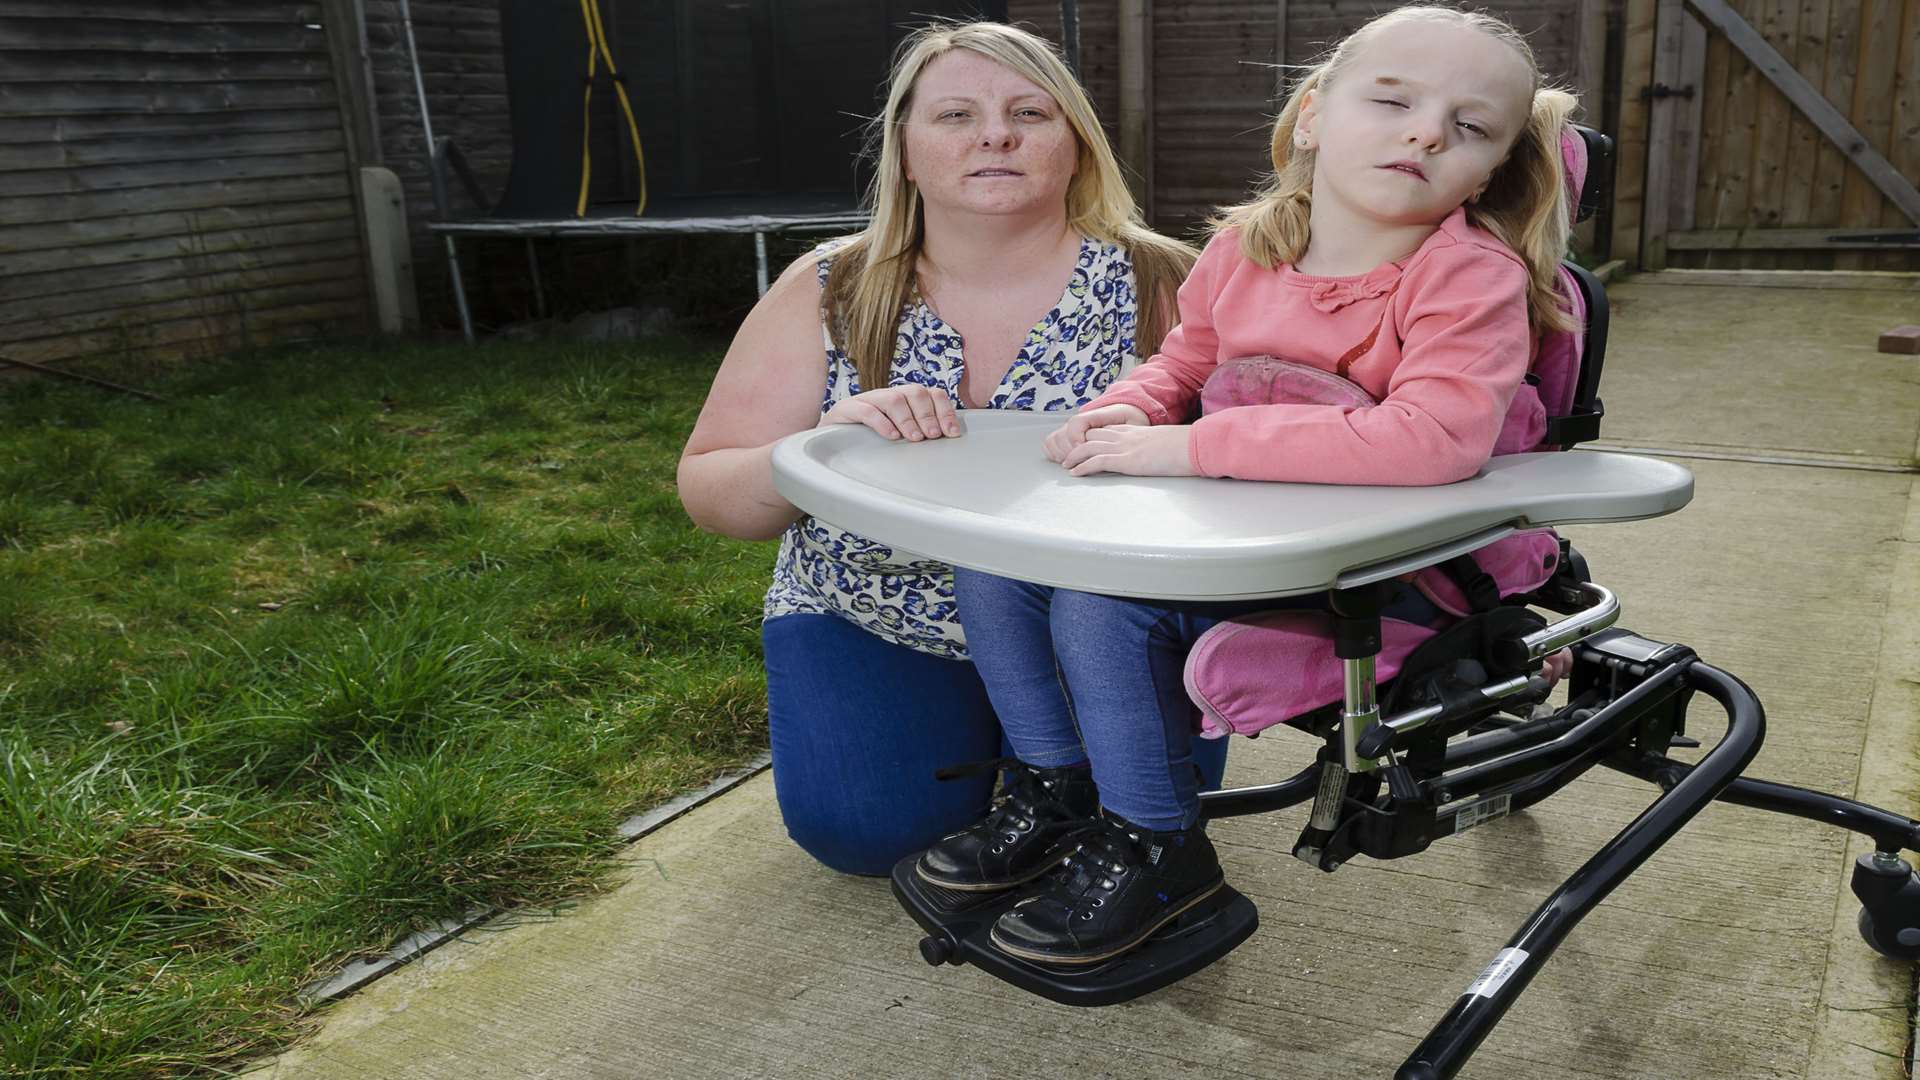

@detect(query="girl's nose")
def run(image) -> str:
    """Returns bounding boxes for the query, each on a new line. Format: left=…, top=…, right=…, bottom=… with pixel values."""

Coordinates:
left=1405, top=115, right=1446, bottom=152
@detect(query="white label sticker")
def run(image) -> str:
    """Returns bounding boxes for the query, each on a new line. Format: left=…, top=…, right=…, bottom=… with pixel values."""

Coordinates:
left=1464, top=948, right=1529, bottom=999
left=1452, top=793, right=1513, bottom=835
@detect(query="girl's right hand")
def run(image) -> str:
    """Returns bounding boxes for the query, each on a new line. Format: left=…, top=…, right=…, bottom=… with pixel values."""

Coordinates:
left=1043, top=404, right=1152, bottom=462
left=818, top=384, right=961, bottom=441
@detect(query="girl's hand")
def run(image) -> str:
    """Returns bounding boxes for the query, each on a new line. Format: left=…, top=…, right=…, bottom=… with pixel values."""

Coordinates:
left=1058, top=424, right=1197, bottom=477
left=818, top=384, right=960, bottom=441
left=1042, top=404, right=1151, bottom=462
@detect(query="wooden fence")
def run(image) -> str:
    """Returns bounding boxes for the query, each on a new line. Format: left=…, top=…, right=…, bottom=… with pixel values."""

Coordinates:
left=1612, top=0, right=1918, bottom=270
left=1011, top=1, right=1605, bottom=236
left=0, top=0, right=373, bottom=370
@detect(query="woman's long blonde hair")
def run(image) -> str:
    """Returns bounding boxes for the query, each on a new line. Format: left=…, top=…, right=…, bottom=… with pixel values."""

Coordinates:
left=1215, top=6, right=1579, bottom=333
left=823, top=21, right=1198, bottom=393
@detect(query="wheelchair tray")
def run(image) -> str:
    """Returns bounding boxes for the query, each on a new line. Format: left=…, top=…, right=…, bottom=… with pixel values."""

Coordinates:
left=771, top=411, right=1693, bottom=600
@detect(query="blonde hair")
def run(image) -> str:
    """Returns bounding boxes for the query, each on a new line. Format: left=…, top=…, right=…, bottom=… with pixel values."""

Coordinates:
left=823, top=21, right=1198, bottom=393
left=1215, top=5, right=1579, bottom=333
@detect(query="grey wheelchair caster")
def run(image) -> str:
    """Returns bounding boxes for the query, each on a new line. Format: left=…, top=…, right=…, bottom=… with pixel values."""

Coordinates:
left=1851, top=850, right=1920, bottom=960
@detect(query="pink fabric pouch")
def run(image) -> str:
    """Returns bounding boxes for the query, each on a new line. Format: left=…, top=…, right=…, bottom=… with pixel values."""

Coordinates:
left=1197, top=355, right=1376, bottom=415
left=1185, top=613, right=1436, bottom=739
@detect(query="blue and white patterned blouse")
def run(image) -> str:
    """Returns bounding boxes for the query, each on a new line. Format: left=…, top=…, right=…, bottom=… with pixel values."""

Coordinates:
left=763, top=236, right=1144, bottom=659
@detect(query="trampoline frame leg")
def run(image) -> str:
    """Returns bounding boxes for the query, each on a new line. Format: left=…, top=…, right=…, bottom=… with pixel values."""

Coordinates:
left=525, top=238, right=546, bottom=319
left=445, top=235, right=475, bottom=345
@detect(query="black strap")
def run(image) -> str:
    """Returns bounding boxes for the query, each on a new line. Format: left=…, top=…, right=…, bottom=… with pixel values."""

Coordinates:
left=1439, top=553, right=1503, bottom=613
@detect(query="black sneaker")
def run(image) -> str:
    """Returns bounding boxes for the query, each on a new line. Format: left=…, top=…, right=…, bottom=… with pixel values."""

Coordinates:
left=989, top=810, right=1224, bottom=965
left=915, top=760, right=1100, bottom=892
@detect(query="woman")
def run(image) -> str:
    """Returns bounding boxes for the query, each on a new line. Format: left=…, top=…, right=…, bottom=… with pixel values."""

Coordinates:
left=677, top=21, right=1210, bottom=875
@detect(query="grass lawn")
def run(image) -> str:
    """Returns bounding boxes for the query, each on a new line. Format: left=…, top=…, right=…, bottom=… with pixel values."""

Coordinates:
left=0, top=338, right=773, bottom=1078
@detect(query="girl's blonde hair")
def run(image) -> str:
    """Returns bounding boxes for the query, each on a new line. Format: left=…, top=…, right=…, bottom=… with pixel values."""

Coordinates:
left=1216, top=5, right=1579, bottom=333
left=823, top=21, right=1198, bottom=393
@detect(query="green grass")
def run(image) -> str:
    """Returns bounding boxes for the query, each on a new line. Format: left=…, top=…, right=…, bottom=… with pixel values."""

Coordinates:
left=0, top=338, right=773, bottom=1078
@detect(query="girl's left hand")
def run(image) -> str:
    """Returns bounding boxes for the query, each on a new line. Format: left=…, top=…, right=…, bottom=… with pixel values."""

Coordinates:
left=1058, top=424, right=1197, bottom=477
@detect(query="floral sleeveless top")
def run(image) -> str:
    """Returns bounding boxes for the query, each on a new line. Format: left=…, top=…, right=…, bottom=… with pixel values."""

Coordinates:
left=763, top=236, right=1144, bottom=659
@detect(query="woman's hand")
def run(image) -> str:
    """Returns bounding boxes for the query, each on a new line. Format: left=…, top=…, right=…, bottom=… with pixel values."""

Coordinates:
left=819, top=384, right=961, bottom=441
left=1057, top=423, right=1196, bottom=477
left=1041, top=404, right=1150, bottom=462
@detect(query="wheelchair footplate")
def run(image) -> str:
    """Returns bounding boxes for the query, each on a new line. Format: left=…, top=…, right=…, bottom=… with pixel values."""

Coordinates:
left=889, top=854, right=1258, bottom=1006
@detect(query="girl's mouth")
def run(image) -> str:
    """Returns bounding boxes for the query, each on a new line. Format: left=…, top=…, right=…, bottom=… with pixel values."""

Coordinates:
left=1380, top=162, right=1427, bottom=180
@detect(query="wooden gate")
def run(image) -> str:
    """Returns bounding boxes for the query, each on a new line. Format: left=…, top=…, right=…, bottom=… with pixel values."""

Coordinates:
left=1616, top=0, right=1920, bottom=271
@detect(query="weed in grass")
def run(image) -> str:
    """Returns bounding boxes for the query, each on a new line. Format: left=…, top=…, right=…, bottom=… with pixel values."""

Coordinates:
left=152, top=441, right=235, bottom=483
left=289, top=744, right=613, bottom=944
left=0, top=493, right=36, bottom=547
left=299, top=562, right=417, bottom=619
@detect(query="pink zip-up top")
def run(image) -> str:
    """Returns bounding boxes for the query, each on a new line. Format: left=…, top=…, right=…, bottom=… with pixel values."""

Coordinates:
left=1086, top=207, right=1532, bottom=485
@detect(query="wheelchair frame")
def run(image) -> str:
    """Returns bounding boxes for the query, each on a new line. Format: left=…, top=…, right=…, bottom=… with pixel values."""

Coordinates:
left=892, top=549, right=1920, bottom=1079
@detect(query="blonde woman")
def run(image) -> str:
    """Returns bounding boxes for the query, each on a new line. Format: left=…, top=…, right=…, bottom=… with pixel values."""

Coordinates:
left=677, top=22, right=1207, bottom=875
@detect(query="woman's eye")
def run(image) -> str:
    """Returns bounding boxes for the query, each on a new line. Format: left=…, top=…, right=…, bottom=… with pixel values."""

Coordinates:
left=939, top=110, right=968, bottom=120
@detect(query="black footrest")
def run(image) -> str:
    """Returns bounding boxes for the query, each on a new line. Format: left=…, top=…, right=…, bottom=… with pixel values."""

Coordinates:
left=889, top=853, right=1258, bottom=1006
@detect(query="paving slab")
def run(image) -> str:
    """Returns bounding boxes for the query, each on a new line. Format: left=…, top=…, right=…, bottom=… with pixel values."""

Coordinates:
left=254, top=283, right=1919, bottom=1080
left=1594, top=280, right=1920, bottom=468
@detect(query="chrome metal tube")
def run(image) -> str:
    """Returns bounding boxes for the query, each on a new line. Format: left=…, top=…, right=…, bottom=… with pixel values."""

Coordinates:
left=1372, top=673, right=1547, bottom=744
left=1342, top=654, right=1380, bottom=772
left=1522, top=582, right=1618, bottom=661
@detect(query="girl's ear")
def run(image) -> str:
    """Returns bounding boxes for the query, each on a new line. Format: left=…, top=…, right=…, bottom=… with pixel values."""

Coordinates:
left=1294, top=89, right=1320, bottom=150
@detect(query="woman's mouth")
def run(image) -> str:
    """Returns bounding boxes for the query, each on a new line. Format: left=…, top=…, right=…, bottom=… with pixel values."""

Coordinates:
left=969, top=169, right=1023, bottom=178
left=1380, top=162, right=1427, bottom=180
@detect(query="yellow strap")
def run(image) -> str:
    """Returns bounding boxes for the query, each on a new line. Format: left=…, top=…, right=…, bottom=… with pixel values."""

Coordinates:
left=575, top=0, right=648, bottom=218
left=576, top=0, right=597, bottom=217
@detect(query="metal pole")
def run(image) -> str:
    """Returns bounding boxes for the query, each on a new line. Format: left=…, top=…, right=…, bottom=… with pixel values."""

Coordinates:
left=399, top=0, right=475, bottom=343
left=755, top=231, right=770, bottom=296
left=1395, top=661, right=1766, bottom=1079
left=525, top=238, right=546, bottom=319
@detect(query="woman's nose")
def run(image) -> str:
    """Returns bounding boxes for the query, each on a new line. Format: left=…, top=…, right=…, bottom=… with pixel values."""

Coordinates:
left=980, top=117, right=1017, bottom=150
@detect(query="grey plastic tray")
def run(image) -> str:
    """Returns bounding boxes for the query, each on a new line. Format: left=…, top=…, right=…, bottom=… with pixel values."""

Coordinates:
left=770, top=411, right=1693, bottom=601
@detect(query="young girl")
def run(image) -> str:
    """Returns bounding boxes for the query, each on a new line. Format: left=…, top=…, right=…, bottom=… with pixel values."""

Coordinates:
left=913, top=5, right=1581, bottom=966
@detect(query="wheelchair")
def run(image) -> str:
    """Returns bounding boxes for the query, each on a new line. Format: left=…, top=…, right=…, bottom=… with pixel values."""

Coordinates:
left=766, top=131, right=1920, bottom=1079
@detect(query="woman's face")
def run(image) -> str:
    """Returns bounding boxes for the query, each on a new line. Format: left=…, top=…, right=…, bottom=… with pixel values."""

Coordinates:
left=900, top=49, right=1080, bottom=222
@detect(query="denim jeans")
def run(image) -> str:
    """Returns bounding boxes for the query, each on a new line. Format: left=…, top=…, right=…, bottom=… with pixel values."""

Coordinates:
left=761, top=612, right=1230, bottom=875
left=763, top=614, right=1001, bottom=876
left=953, top=570, right=1441, bottom=831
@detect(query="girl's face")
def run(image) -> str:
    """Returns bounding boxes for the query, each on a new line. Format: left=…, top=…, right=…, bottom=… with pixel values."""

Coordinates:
left=900, top=49, right=1080, bottom=221
left=1296, top=20, right=1534, bottom=229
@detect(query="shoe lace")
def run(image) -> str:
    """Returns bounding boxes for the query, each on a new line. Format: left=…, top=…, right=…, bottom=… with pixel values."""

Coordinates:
left=933, top=756, right=1073, bottom=836
left=1032, top=817, right=1141, bottom=911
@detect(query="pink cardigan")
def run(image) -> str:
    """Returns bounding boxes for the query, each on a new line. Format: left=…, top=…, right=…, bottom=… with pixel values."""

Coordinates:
left=1088, top=208, right=1533, bottom=485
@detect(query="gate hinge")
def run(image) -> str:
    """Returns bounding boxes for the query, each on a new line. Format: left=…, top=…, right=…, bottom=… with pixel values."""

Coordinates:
left=1639, top=82, right=1696, bottom=101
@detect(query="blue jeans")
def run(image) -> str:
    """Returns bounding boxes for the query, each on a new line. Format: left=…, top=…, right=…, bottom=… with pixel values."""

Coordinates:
left=762, top=612, right=1229, bottom=875
left=953, top=571, right=1441, bottom=832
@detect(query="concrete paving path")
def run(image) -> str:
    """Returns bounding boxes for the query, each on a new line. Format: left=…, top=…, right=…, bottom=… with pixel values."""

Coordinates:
left=256, top=278, right=1920, bottom=1079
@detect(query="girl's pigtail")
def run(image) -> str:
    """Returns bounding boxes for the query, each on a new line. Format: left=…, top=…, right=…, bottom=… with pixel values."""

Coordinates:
left=1213, top=67, right=1323, bottom=268
left=1471, top=87, right=1581, bottom=335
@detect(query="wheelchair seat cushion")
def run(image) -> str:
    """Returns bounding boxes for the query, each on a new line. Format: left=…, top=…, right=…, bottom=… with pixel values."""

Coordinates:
left=1185, top=612, right=1439, bottom=739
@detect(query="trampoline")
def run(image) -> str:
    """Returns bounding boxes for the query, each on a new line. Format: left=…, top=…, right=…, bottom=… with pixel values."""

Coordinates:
left=397, top=0, right=1002, bottom=341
